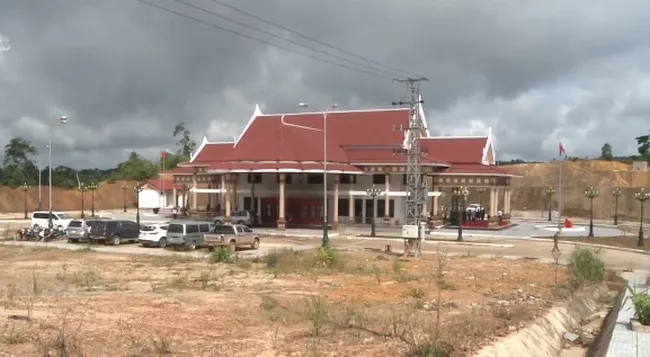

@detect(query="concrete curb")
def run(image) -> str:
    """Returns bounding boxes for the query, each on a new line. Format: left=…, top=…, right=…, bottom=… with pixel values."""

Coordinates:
left=342, top=235, right=514, bottom=248
left=474, top=286, right=607, bottom=357
left=262, top=232, right=341, bottom=239
left=512, top=219, right=632, bottom=229
left=508, top=236, right=650, bottom=256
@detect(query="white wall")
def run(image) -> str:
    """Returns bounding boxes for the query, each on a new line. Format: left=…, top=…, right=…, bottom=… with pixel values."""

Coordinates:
left=138, top=189, right=160, bottom=209
left=138, top=189, right=185, bottom=209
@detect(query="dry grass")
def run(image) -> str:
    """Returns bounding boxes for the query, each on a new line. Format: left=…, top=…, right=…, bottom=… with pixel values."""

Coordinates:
left=0, top=245, right=571, bottom=357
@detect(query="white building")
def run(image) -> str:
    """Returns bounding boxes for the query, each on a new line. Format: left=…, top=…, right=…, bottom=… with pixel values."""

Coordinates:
left=162, top=104, right=516, bottom=229
left=138, top=179, right=185, bottom=211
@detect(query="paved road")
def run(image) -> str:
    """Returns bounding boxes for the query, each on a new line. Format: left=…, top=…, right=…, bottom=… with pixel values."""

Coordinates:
left=0, top=239, right=318, bottom=259
left=2, top=235, right=649, bottom=272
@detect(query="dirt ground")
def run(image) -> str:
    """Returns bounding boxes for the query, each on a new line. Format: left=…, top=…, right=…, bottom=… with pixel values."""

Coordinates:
left=0, top=181, right=140, bottom=214
left=503, top=160, right=650, bottom=219
left=0, top=245, right=575, bottom=357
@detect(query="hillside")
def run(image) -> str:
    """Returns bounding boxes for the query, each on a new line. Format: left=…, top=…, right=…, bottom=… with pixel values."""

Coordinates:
left=502, top=160, right=650, bottom=220
left=0, top=181, right=140, bottom=214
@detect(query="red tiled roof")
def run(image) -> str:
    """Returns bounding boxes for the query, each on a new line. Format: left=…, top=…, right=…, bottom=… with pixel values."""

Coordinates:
left=223, top=116, right=350, bottom=163
left=181, top=106, right=506, bottom=175
left=438, top=163, right=514, bottom=176
left=207, top=162, right=362, bottom=173
left=421, top=137, right=488, bottom=164
left=160, top=166, right=195, bottom=175
left=345, top=147, right=450, bottom=166
left=193, top=142, right=234, bottom=163
left=144, top=179, right=184, bottom=192
left=260, top=109, right=410, bottom=146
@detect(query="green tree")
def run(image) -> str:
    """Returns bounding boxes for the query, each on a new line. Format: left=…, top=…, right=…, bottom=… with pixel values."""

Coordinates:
left=600, top=143, right=613, bottom=160
left=637, top=134, right=650, bottom=158
left=2, top=137, right=37, bottom=167
left=1, top=137, right=38, bottom=187
left=117, top=152, right=158, bottom=181
left=173, top=122, right=197, bottom=158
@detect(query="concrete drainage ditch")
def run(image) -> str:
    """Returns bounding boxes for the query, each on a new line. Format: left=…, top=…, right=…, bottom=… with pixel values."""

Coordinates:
left=473, top=281, right=626, bottom=357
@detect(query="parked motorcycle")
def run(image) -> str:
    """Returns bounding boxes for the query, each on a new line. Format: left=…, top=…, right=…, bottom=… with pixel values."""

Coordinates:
left=39, top=226, right=65, bottom=241
left=16, top=227, right=38, bottom=240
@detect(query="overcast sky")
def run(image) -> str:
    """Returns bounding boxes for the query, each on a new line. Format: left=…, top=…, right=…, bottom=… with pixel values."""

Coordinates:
left=1, top=0, right=649, bottom=169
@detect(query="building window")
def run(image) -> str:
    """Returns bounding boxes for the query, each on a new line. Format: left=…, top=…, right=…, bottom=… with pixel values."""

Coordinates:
left=243, top=197, right=252, bottom=211
left=275, top=173, right=293, bottom=184
left=372, top=174, right=386, bottom=185
left=247, top=173, right=262, bottom=183
left=307, top=174, right=324, bottom=184
left=339, top=174, right=357, bottom=184
left=376, top=199, right=396, bottom=218
left=338, top=198, right=350, bottom=217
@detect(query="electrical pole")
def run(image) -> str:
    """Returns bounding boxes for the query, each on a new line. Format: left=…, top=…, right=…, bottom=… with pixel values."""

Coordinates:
left=393, top=77, right=428, bottom=257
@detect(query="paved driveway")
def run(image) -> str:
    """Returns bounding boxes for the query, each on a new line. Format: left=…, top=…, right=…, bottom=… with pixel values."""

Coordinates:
left=2, top=233, right=648, bottom=273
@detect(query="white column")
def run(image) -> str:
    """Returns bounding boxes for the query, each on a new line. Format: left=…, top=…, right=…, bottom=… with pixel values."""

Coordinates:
left=384, top=173, right=390, bottom=222
left=225, top=174, right=232, bottom=224
left=220, top=175, right=225, bottom=210
left=348, top=182, right=355, bottom=224
left=277, top=174, right=286, bottom=230
left=192, top=174, right=198, bottom=210
left=333, top=175, right=340, bottom=230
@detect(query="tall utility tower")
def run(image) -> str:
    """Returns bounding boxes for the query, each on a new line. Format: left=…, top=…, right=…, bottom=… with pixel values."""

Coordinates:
left=393, top=77, right=428, bottom=257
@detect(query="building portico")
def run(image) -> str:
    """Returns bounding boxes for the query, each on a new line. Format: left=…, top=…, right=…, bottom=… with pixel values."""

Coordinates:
left=161, top=104, right=518, bottom=230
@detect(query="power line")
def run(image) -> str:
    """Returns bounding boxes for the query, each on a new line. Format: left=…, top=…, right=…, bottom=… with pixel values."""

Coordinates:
left=170, top=0, right=406, bottom=79
left=132, top=0, right=395, bottom=80
left=207, top=0, right=415, bottom=79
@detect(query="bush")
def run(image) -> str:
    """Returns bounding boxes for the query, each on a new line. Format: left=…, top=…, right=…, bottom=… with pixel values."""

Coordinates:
left=405, top=340, right=454, bottom=357
left=315, top=246, right=343, bottom=269
left=209, top=246, right=231, bottom=264
left=259, top=247, right=344, bottom=274
left=568, top=247, right=605, bottom=289
left=630, top=289, right=650, bottom=325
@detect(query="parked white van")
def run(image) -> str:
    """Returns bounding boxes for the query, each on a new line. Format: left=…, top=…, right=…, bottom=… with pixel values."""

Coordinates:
left=31, top=211, right=73, bottom=230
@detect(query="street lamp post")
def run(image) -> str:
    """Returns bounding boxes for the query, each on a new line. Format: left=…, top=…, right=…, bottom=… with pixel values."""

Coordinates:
left=366, top=185, right=383, bottom=237
left=452, top=186, right=470, bottom=242
left=612, top=187, right=622, bottom=226
left=584, top=186, right=599, bottom=238
left=545, top=187, right=556, bottom=222
left=634, top=188, right=650, bottom=247
left=48, top=116, right=68, bottom=228
left=37, top=153, right=42, bottom=211
left=20, top=182, right=30, bottom=219
left=297, top=102, right=338, bottom=247
left=87, top=182, right=98, bottom=217
left=78, top=184, right=87, bottom=219
left=121, top=184, right=128, bottom=212
left=133, top=184, right=144, bottom=227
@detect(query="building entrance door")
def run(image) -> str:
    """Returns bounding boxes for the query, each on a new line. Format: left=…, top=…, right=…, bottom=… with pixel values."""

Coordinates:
left=260, top=197, right=278, bottom=227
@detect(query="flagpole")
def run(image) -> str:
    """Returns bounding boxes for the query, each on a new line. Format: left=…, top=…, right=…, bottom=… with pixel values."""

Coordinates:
left=558, top=157, right=562, bottom=228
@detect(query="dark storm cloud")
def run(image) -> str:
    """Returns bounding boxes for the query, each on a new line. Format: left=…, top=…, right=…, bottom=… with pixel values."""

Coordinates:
left=1, top=0, right=650, bottom=168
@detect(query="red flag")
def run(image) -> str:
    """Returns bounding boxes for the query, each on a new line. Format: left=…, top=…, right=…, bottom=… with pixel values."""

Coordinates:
left=160, top=150, right=167, bottom=158
left=559, top=142, right=566, bottom=156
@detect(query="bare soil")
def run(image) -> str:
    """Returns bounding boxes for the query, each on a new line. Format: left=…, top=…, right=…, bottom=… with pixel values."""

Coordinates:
left=502, top=160, right=650, bottom=219
left=0, top=181, right=141, bottom=214
left=0, top=245, right=572, bottom=357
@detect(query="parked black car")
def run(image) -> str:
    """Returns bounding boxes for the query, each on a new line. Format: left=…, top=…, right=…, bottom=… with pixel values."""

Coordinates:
left=87, top=220, right=140, bottom=245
